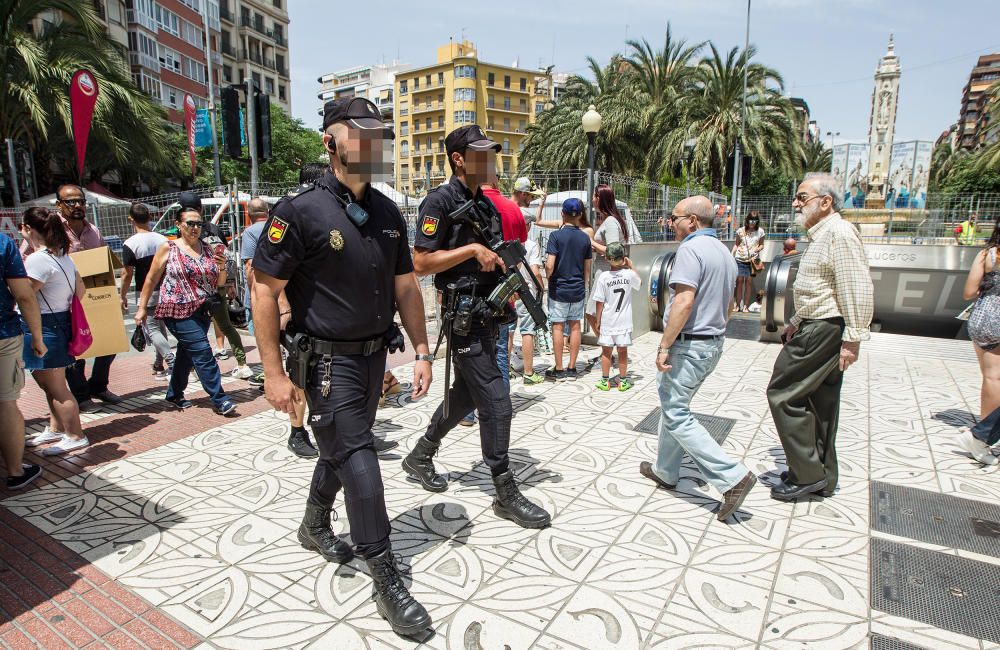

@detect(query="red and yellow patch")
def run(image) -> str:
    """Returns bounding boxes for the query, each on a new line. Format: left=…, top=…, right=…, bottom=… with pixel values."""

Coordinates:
left=268, top=217, right=289, bottom=244
left=420, top=216, right=439, bottom=237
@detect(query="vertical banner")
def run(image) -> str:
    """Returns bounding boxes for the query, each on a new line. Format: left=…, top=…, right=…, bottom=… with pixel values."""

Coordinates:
left=184, top=94, right=197, bottom=179
left=194, top=108, right=214, bottom=148
left=69, top=70, right=100, bottom=182
left=843, top=144, right=870, bottom=209
left=910, top=141, right=933, bottom=209
left=830, top=144, right=848, bottom=198
left=885, top=141, right=916, bottom=208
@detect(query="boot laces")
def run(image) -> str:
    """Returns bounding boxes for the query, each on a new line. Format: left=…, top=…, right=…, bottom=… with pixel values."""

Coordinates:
left=374, top=553, right=414, bottom=604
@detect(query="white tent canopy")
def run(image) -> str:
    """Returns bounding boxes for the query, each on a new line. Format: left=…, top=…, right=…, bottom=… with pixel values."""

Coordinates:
left=22, top=188, right=131, bottom=208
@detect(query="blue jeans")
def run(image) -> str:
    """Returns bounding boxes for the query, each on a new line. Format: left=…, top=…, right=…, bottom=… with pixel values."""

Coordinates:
left=462, top=322, right=512, bottom=423
left=163, top=312, right=228, bottom=409
left=653, top=338, right=747, bottom=493
left=972, top=406, right=1000, bottom=446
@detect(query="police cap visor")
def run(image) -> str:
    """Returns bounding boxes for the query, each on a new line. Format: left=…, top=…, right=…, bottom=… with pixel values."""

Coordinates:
left=323, top=97, right=394, bottom=139
left=445, top=125, right=501, bottom=156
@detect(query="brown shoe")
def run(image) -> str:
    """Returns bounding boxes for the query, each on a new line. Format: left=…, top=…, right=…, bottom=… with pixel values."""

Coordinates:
left=639, top=462, right=676, bottom=490
left=718, top=472, right=756, bottom=521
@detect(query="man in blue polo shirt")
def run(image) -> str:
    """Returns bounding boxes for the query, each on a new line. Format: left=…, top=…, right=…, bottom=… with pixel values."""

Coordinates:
left=544, top=198, right=592, bottom=381
left=639, top=195, right=756, bottom=522
left=0, top=232, right=46, bottom=489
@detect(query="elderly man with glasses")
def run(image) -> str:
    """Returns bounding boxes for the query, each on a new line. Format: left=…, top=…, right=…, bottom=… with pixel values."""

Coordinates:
left=767, top=173, right=873, bottom=501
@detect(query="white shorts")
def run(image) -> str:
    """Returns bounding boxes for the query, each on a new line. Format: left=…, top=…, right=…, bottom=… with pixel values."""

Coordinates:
left=597, top=332, right=632, bottom=347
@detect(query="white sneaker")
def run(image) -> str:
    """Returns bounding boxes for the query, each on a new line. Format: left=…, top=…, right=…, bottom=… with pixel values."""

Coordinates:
left=25, top=427, right=60, bottom=447
left=41, top=435, right=90, bottom=456
left=957, top=427, right=998, bottom=466
left=231, top=365, right=254, bottom=380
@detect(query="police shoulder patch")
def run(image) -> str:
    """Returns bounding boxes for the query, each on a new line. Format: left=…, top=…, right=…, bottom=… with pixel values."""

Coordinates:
left=421, top=216, right=439, bottom=237
left=268, top=217, right=289, bottom=243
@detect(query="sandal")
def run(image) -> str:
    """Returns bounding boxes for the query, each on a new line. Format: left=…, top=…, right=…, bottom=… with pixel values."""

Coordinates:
left=382, top=373, right=402, bottom=397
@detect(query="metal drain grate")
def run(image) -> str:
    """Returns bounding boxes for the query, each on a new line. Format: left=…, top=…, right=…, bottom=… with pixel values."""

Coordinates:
left=725, top=315, right=761, bottom=341
left=870, top=538, right=1000, bottom=643
left=634, top=408, right=735, bottom=445
left=870, top=481, right=1000, bottom=558
left=869, top=633, right=930, bottom=650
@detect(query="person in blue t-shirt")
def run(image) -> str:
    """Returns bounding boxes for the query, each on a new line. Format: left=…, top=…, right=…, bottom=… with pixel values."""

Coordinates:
left=0, top=230, right=46, bottom=489
left=544, top=198, right=592, bottom=381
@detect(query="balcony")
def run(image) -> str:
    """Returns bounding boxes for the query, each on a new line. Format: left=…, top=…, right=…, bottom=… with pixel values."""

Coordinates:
left=220, top=5, right=234, bottom=22
left=486, top=104, right=530, bottom=115
left=221, top=42, right=236, bottom=57
left=92, top=0, right=106, bottom=20
left=413, top=102, right=444, bottom=114
left=273, top=33, right=286, bottom=46
left=276, top=65, right=288, bottom=78
left=411, top=82, right=443, bottom=95
left=129, top=51, right=160, bottom=72
left=240, top=49, right=263, bottom=65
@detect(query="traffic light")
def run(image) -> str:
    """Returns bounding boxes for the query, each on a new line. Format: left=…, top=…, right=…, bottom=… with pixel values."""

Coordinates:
left=255, top=92, right=272, bottom=162
left=220, top=87, right=242, bottom=158
left=725, top=152, right=753, bottom=189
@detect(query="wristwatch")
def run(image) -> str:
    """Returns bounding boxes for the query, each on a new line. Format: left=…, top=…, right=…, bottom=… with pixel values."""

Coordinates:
left=415, top=354, right=434, bottom=363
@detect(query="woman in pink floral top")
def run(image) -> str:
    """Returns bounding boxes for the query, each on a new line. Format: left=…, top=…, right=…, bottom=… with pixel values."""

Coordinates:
left=135, top=208, right=237, bottom=416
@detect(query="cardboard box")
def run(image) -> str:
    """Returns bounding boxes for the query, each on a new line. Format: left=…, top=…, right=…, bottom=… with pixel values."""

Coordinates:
left=69, top=246, right=128, bottom=359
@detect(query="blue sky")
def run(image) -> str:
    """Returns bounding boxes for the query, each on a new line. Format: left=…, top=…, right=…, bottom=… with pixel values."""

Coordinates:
left=288, top=0, right=1000, bottom=147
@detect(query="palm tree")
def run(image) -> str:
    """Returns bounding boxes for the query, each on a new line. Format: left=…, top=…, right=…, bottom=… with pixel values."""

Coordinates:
left=1, top=0, right=177, bottom=189
left=624, top=26, right=704, bottom=106
left=801, top=139, right=832, bottom=173
left=649, top=44, right=801, bottom=192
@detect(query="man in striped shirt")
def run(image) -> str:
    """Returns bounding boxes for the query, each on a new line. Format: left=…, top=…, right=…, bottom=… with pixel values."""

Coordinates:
left=767, top=173, right=874, bottom=501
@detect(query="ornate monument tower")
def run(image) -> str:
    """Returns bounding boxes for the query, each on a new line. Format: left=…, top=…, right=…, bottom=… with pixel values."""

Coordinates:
left=866, top=35, right=901, bottom=200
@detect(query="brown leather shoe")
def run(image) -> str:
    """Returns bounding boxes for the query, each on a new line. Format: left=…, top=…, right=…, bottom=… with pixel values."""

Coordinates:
left=639, top=462, right=676, bottom=490
left=718, top=472, right=756, bottom=521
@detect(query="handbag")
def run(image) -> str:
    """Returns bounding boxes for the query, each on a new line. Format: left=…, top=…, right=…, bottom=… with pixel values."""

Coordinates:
left=130, top=326, right=147, bottom=352
left=750, top=257, right=765, bottom=276
left=44, top=251, right=93, bottom=357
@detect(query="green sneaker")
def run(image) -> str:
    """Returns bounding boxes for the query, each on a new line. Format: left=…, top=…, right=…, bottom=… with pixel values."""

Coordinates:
left=523, top=373, right=544, bottom=385
left=596, top=378, right=611, bottom=391
left=618, top=378, right=633, bottom=392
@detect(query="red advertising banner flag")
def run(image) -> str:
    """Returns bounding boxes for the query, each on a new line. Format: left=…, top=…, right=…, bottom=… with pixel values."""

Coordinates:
left=184, top=94, right=197, bottom=179
left=69, top=70, right=99, bottom=182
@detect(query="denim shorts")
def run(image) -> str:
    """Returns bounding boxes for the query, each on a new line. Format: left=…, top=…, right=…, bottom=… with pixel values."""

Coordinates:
left=548, top=298, right=584, bottom=324
left=736, top=261, right=751, bottom=277
left=516, top=298, right=542, bottom=334
left=22, top=312, right=75, bottom=371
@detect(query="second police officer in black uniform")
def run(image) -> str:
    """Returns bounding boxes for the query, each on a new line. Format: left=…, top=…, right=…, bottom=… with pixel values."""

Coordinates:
left=252, top=97, right=434, bottom=638
left=402, top=125, right=551, bottom=529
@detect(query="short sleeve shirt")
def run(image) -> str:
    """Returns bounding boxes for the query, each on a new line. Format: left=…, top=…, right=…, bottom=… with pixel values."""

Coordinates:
left=62, top=218, right=105, bottom=253
left=414, top=176, right=503, bottom=291
left=0, top=234, right=27, bottom=339
left=667, top=230, right=737, bottom=336
left=252, top=171, right=413, bottom=341
left=482, top=187, right=527, bottom=243
left=545, top=225, right=592, bottom=303
left=25, top=251, right=77, bottom=315
left=122, top=231, right=167, bottom=295
left=241, top=221, right=266, bottom=262
left=592, top=268, right=641, bottom=335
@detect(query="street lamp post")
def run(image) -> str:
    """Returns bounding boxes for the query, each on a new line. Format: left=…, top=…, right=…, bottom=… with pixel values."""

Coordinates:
left=826, top=130, right=840, bottom=150
left=582, top=104, right=602, bottom=226
left=732, top=0, right=751, bottom=221
left=684, top=138, right=697, bottom=196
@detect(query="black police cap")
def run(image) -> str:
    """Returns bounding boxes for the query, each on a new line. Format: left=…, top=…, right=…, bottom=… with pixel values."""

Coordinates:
left=445, top=125, right=501, bottom=157
left=322, top=97, right=393, bottom=139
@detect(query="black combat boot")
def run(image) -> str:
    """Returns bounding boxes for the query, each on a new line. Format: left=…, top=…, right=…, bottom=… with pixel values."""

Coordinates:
left=288, top=427, right=319, bottom=458
left=366, top=547, right=432, bottom=638
left=401, top=436, right=448, bottom=492
left=491, top=471, right=551, bottom=529
left=297, top=504, right=353, bottom=563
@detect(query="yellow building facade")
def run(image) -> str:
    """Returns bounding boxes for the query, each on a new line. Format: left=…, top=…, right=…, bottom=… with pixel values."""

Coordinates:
left=394, top=41, right=551, bottom=195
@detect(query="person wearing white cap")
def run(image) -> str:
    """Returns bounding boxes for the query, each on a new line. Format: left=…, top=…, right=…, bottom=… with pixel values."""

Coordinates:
left=512, top=177, right=547, bottom=226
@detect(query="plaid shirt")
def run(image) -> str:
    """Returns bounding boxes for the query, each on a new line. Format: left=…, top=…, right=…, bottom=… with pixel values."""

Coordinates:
left=790, top=212, right=873, bottom=342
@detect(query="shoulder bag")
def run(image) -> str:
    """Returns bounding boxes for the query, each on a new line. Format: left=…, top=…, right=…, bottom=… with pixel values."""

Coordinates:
left=45, top=251, right=93, bottom=357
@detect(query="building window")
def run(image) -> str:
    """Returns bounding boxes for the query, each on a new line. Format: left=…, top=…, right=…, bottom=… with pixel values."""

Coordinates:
left=155, top=5, right=180, bottom=36
left=488, top=94, right=494, bottom=108
left=454, top=88, right=475, bottom=102
left=278, top=84, right=286, bottom=101
left=487, top=72, right=495, bottom=87
left=518, top=119, right=526, bottom=132
left=399, top=80, right=407, bottom=94
left=265, top=77, right=274, bottom=94
left=519, top=98, right=527, bottom=111
left=275, top=54, right=285, bottom=75
left=437, top=72, right=444, bottom=85
left=454, top=65, right=476, bottom=79
left=400, top=121, right=408, bottom=135
left=426, top=117, right=431, bottom=129
left=503, top=97, right=510, bottom=110
left=503, top=75, right=510, bottom=89
left=181, top=19, right=203, bottom=47
left=425, top=74, right=431, bottom=86
left=252, top=71, right=261, bottom=86
left=273, top=0, right=281, bottom=7
left=414, top=121, right=420, bottom=132
left=413, top=140, right=420, bottom=152
left=400, top=141, right=408, bottom=156
left=520, top=77, right=527, bottom=91
left=503, top=118, right=510, bottom=131
left=413, top=77, right=419, bottom=89
left=503, top=139, right=510, bottom=153
left=400, top=100, right=408, bottom=115
left=455, top=110, right=476, bottom=124
left=536, top=102, right=544, bottom=115
left=223, top=65, right=232, bottom=82
left=438, top=116, right=444, bottom=127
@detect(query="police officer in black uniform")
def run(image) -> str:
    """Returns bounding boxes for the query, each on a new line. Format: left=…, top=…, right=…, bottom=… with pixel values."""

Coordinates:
left=402, top=125, right=551, bottom=529
left=252, top=97, right=433, bottom=638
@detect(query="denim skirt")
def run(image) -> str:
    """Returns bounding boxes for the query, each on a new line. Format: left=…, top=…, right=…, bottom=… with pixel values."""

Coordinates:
left=22, top=312, right=75, bottom=370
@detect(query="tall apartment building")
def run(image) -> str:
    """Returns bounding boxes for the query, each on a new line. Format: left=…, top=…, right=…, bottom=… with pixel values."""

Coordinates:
left=789, top=97, right=812, bottom=143
left=218, top=0, right=291, bottom=114
left=318, top=62, right=410, bottom=125
left=393, top=40, right=552, bottom=196
left=126, top=0, right=223, bottom=125
left=956, top=54, right=1000, bottom=150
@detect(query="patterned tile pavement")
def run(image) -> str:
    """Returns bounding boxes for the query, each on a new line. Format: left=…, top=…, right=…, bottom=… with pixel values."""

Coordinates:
left=0, top=330, right=997, bottom=649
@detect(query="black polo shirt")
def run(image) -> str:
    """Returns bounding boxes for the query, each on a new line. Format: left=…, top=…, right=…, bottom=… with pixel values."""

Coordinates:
left=414, top=175, right=502, bottom=291
left=253, top=171, right=413, bottom=341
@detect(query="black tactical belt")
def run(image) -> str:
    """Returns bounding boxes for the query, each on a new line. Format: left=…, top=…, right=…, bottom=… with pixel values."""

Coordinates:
left=310, top=335, right=387, bottom=356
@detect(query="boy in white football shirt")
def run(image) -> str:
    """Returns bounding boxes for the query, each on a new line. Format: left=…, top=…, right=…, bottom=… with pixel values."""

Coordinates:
left=592, top=242, right=641, bottom=391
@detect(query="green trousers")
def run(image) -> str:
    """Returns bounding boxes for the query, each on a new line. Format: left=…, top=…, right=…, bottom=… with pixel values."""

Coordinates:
left=766, top=318, right=845, bottom=488
left=209, top=289, right=247, bottom=366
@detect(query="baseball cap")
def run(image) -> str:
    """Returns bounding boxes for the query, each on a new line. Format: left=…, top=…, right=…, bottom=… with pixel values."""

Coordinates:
left=445, top=125, right=500, bottom=157
left=513, top=177, right=544, bottom=196
left=562, top=198, right=584, bottom=215
left=606, top=242, right=626, bottom=261
left=178, top=191, right=202, bottom=212
left=322, top=97, right=393, bottom=138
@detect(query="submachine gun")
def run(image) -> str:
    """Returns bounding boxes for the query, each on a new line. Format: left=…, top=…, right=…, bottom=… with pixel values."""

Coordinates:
left=434, top=191, right=548, bottom=418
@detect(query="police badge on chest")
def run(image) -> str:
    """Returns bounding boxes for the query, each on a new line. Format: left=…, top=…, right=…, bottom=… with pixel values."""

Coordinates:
left=329, top=229, right=345, bottom=251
